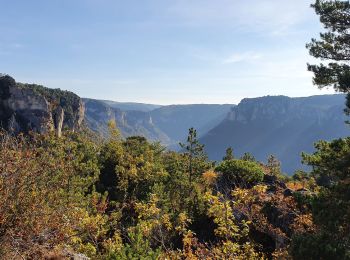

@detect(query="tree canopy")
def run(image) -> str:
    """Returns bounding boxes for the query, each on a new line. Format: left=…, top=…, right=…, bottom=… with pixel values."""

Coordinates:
left=307, top=0, right=350, bottom=113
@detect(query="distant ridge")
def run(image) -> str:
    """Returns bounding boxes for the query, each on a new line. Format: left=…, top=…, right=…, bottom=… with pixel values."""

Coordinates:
left=2, top=74, right=348, bottom=174
left=100, top=100, right=162, bottom=112
left=200, top=94, right=348, bottom=174
left=84, top=98, right=234, bottom=146
left=84, top=98, right=171, bottom=144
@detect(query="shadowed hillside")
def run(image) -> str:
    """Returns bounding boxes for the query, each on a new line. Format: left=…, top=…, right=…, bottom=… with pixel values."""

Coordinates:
left=150, top=104, right=234, bottom=145
left=200, top=95, right=349, bottom=174
left=84, top=98, right=171, bottom=143
left=85, top=99, right=234, bottom=146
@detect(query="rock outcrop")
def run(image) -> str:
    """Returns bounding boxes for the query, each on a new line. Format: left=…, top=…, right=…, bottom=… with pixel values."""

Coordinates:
left=0, top=74, right=84, bottom=136
left=84, top=98, right=171, bottom=144
left=228, top=174, right=314, bottom=257
left=200, top=95, right=348, bottom=174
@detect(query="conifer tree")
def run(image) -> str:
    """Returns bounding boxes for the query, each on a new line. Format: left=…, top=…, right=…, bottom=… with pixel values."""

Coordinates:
left=180, top=128, right=207, bottom=186
left=307, top=0, right=350, bottom=114
left=267, top=155, right=282, bottom=176
left=291, top=3, right=350, bottom=257
left=223, top=147, right=234, bottom=161
left=240, top=152, right=256, bottom=162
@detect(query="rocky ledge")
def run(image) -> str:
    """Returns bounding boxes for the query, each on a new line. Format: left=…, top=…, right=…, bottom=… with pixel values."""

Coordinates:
left=0, top=74, right=84, bottom=136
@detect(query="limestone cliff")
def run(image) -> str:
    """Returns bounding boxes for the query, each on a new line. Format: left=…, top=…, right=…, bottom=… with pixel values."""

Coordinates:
left=200, top=95, right=348, bottom=174
left=0, top=74, right=84, bottom=136
left=84, top=98, right=171, bottom=144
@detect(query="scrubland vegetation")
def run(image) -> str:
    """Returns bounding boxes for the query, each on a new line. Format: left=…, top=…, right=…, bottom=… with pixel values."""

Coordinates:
left=1, top=0, right=350, bottom=259
left=1, top=123, right=348, bottom=259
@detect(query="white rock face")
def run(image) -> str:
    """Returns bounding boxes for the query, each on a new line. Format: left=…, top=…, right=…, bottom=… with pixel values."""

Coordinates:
left=0, top=75, right=84, bottom=136
left=5, top=86, right=54, bottom=133
left=7, top=87, right=50, bottom=111
left=77, top=101, right=85, bottom=127
left=54, top=106, right=65, bottom=137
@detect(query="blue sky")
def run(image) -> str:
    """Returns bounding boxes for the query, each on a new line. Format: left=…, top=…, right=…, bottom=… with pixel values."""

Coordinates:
left=0, top=0, right=334, bottom=104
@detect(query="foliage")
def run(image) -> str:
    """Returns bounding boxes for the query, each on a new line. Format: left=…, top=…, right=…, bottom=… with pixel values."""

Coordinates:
left=17, top=82, right=82, bottom=116
left=288, top=2, right=350, bottom=258
left=97, top=123, right=167, bottom=203
left=204, top=191, right=264, bottom=260
left=223, top=147, right=234, bottom=161
left=267, top=155, right=282, bottom=176
left=215, top=159, right=264, bottom=190
left=291, top=138, right=350, bottom=259
left=241, top=152, right=256, bottom=162
left=0, top=131, right=100, bottom=258
left=307, top=0, right=350, bottom=114
left=179, top=127, right=211, bottom=186
left=3, top=1, right=350, bottom=256
left=0, top=124, right=327, bottom=259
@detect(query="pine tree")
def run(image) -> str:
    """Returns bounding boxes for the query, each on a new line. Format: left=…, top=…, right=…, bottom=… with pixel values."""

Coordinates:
left=180, top=128, right=207, bottom=186
left=267, top=155, right=282, bottom=176
left=223, top=147, right=234, bottom=161
left=240, top=152, right=256, bottom=162
left=307, top=0, right=350, bottom=114
left=291, top=139, right=350, bottom=259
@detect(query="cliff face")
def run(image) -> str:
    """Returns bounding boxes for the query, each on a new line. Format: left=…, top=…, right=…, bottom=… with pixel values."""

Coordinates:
left=226, top=95, right=342, bottom=124
left=149, top=104, right=234, bottom=144
left=200, top=95, right=349, bottom=174
left=0, top=75, right=84, bottom=136
left=84, top=98, right=171, bottom=144
left=83, top=99, right=234, bottom=147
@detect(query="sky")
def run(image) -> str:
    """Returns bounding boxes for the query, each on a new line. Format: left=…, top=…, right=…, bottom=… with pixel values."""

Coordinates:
left=0, top=0, right=335, bottom=105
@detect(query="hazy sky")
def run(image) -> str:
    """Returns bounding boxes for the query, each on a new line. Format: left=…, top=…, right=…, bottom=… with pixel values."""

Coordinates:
left=0, top=0, right=335, bottom=104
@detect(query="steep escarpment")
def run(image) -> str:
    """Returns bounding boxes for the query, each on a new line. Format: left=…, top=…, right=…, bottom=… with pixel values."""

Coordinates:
left=84, top=98, right=171, bottom=144
left=0, top=75, right=84, bottom=136
left=150, top=104, right=234, bottom=144
left=84, top=99, right=233, bottom=146
left=200, top=95, right=349, bottom=174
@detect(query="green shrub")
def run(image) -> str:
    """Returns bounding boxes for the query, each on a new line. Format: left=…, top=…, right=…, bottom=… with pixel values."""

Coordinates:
left=215, top=159, right=264, bottom=188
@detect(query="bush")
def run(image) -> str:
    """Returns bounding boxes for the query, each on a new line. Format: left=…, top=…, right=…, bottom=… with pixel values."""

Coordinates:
left=215, top=159, right=264, bottom=189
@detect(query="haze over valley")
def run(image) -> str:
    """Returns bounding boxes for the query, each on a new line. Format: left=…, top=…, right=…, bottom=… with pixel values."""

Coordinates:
left=1, top=1, right=350, bottom=258
left=1, top=74, right=347, bottom=174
